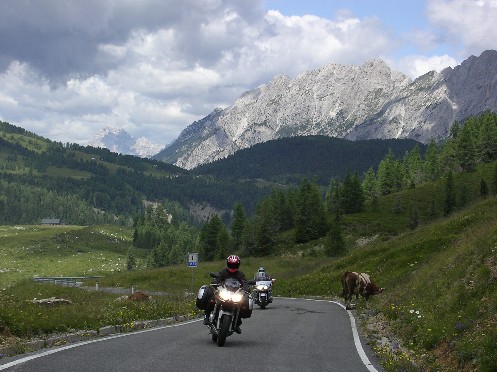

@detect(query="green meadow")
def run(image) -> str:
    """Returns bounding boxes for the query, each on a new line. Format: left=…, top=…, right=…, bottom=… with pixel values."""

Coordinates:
left=1, top=161, right=497, bottom=371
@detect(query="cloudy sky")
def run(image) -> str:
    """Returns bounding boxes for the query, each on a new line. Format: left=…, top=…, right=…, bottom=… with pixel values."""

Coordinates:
left=0, top=0, right=496, bottom=149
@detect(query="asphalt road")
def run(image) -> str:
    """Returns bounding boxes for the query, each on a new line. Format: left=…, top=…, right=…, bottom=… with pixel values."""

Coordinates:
left=0, top=298, right=383, bottom=372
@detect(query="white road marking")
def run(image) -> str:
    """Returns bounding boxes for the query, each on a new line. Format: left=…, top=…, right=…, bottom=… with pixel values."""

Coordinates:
left=1, top=298, right=379, bottom=371
left=0, top=319, right=200, bottom=370
left=284, top=297, right=379, bottom=372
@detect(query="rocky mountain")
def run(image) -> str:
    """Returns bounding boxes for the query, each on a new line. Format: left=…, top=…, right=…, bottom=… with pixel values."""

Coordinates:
left=89, top=127, right=162, bottom=158
left=154, top=50, right=497, bottom=169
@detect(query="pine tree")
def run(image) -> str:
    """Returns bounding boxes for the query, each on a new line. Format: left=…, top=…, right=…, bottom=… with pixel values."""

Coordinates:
left=252, top=198, right=276, bottom=256
left=361, top=167, right=379, bottom=200
left=476, top=111, right=497, bottom=163
left=295, top=179, right=328, bottom=243
left=423, top=139, right=440, bottom=181
left=377, top=150, right=403, bottom=195
left=325, top=178, right=343, bottom=218
left=200, top=215, right=224, bottom=261
left=126, top=247, right=137, bottom=270
left=456, top=121, right=477, bottom=172
left=403, top=145, right=423, bottom=188
left=231, top=203, right=247, bottom=250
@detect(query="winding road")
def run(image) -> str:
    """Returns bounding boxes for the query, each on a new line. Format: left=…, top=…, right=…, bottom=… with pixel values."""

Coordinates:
left=0, top=298, right=383, bottom=371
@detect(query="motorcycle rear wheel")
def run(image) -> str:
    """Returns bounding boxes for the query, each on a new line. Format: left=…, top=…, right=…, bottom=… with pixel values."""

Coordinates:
left=217, top=314, right=232, bottom=347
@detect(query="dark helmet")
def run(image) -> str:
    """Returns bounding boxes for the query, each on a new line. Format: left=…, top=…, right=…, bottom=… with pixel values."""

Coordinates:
left=227, top=255, right=241, bottom=272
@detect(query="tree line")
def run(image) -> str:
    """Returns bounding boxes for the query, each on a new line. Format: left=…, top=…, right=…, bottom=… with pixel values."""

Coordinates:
left=130, top=110, right=497, bottom=267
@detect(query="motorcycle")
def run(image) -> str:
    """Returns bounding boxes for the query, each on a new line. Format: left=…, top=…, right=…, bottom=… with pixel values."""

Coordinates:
left=204, top=272, right=255, bottom=347
left=252, top=278, right=274, bottom=309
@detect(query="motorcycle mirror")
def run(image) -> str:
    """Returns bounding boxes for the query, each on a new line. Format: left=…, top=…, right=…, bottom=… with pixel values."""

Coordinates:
left=210, top=272, right=220, bottom=279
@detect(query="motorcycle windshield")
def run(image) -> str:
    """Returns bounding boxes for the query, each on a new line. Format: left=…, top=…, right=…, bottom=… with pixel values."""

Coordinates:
left=224, top=278, right=241, bottom=291
left=256, top=280, right=272, bottom=287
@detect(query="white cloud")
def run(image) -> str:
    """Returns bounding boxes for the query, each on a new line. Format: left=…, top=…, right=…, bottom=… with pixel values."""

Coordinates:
left=0, top=0, right=494, bottom=149
left=427, top=0, right=497, bottom=56
left=394, top=54, right=458, bottom=78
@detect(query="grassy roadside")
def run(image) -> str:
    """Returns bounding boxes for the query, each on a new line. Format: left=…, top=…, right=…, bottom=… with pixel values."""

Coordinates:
left=1, top=192, right=497, bottom=370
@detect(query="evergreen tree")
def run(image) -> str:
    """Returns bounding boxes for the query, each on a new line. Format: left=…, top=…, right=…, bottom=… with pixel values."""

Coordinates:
left=252, top=194, right=283, bottom=256
left=199, top=215, right=225, bottom=261
left=231, top=203, right=247, bottom=250
left=456, top=120, right=477, bottom=172
left=325, top=178, right=343, bottom=218
left=423, top=139, right=440, bottom=181
left=215, top=227, right=230, bottom=260
left=351, top=172, right=365, bottom=213
left=377, top=150, right=403, bottom=195
left=241, top=220, right=257, bottom=257
left=476, top=111, right=497, bottom=163
left=361, top=167, right=379, bottom=200
left=403, top=145, right=423, bottom=188
left=295, top=179, right=328, bottom=243
left=126, top=247, right=137, bottom=270
left=439, top=137, right=458, bottom=174
left=341, top=171, right=365, bottom=213
left=272, top=189, right=294, bottom=231
left=341, top=171, right=355, bottom=213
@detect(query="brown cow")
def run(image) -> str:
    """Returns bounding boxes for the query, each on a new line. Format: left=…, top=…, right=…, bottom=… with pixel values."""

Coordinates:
left=341, top=271, right=384, bottom=310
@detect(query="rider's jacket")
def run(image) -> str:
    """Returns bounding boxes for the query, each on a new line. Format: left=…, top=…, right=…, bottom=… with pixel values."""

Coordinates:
left=215, top=267, right=249, bottom=291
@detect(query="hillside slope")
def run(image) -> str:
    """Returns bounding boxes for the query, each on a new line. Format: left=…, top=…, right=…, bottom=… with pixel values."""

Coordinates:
left=193, top=135, right=424, bottom=184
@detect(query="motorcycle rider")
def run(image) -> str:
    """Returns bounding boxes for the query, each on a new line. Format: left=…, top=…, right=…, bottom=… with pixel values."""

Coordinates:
left=254, top=266, right=272, bottom=281
left=254, top=266, right=274, bottom=301
left=204, top=254, right=249, bottom=334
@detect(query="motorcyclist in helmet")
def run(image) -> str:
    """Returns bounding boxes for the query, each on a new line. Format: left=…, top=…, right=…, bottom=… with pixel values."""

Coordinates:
left=254, top=266, right=272, bottom=281
left=204, top=255, right=249, bottom=334
left=254, top=266, right=274, bottom=301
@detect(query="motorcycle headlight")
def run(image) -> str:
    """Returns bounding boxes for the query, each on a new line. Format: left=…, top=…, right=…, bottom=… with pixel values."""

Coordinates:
left=256, top=285, right=268, bottom=290
left=231, top=292, right=243, bottom=303
left=219, top=289, right=231, bottom=301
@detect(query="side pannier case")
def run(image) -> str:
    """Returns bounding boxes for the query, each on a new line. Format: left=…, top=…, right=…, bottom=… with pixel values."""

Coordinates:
left=195, top=285, right=213, bottom=310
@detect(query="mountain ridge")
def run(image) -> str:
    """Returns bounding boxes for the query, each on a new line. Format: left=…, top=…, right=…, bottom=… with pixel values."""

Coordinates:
left=89, top=127, right=162, bottom=158
left=155, top=50, right=497, bottom=169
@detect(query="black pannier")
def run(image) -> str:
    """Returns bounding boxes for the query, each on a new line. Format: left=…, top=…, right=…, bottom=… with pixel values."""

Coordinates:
left=195, top=285, right=213, bottom=310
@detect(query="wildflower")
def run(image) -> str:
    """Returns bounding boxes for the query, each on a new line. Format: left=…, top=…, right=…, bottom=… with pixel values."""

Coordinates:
left=410, top=309, right=414, bottom=314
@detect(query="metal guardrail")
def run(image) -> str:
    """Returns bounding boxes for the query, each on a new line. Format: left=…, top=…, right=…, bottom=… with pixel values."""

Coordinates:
left=32, top=276, right=102, bottom=287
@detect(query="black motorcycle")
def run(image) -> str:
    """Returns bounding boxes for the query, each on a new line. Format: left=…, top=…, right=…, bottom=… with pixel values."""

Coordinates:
left=204, top=273, right=255, bottom=346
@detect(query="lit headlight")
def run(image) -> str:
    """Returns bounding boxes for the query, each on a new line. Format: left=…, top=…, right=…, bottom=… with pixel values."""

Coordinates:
left=231, top=292, right=243, bottom=303
left=219, top=289, right=231, bottom=301
left=256, top=285, right=268, bottom=290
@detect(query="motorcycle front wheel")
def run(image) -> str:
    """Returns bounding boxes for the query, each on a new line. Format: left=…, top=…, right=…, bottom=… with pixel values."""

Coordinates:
left=217, top=314, right=232, bottom=347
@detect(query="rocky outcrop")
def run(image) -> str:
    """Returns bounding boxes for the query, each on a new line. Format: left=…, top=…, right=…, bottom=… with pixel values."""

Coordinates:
left=155, top=50, right=497, bottom=169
